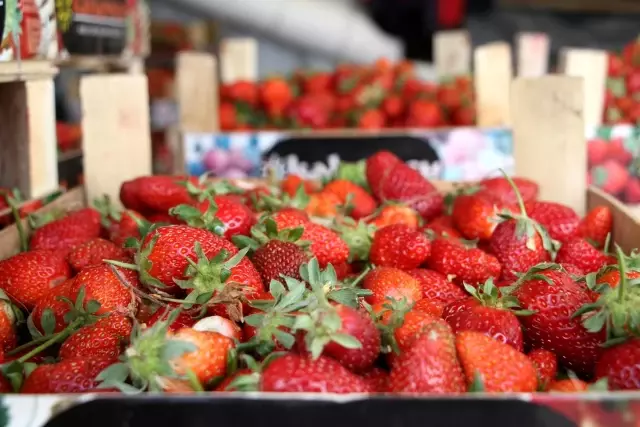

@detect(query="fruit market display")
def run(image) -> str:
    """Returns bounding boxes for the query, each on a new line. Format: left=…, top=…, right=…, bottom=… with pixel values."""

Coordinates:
left=604, top=37, right=640, bottom=126
left=219, top=60, right=475, bottom=131
left=0, top=151, right=638, bottom=400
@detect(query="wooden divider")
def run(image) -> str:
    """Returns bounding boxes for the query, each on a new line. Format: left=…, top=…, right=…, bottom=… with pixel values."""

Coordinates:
left=220, top=38, right=259, bottom=83
left=474, top=42, right=514, bottom=127
left=511, top=75, right=587, bottom=214
left=433, top=30, right=472, bottom=79
left=80, top=74, right=152, bottom=207
left=515, top=32, right=550, bottom=78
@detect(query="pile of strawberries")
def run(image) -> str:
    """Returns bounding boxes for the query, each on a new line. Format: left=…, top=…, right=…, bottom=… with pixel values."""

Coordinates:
left=0, top=150, right=638, bottom=397
left=604, top=37, right=640, bottom=126
left=220, top=59, right=474, bottom=131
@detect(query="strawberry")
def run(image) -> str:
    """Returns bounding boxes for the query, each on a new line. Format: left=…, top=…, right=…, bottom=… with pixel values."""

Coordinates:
left=607, top=138, right=633, bottom=166
left=548, top=378, right=589, bottom=392
left=170, top=328, right=235, bottom=386
left=145, top=305, right=196, bottom=331
left=305, top=192, right=341, bottom=217
left=524, top=201, right=580, bottom=243
left=424, top=215, right=461, bottom=239
left=120, top=175, right=194, bottom=213
left=488, top=180, right=552, bottom=282
left=334, top=219, right=375, bottom=262
left=376, top=161, right=443, bottom=222
left=413, top=298, right=445, bottom=317
left=322, top=179, right=377, bottom=219
left=260, top=353, right=373, bottom=393
left=427, top=238, right=501, bottom=286
left=192, top=315, right=242, bottom=341
left=271, top=208, right=309, bottom=227
left=67, top=238, right=129, bottom=272
left=363, top=267, right=422, bottom=305
left=360, top=367, right=389, bottom=392
left=556, top=238, right=614, bottom=274
left=588, top=138, right=609, bottom=167
left=367, top=151, right=416, bottom=199
left=509, top=265, right=605, bottom=376
left=595, top=338, right=640, bottom=390
left=528, top=349, right=558, bottom=391
left=30, top=280, right=75, bottom=335
left=456, top=331, right=538, bottom=393
left=591, top=159, right=629, bottom=194
left=70, top=264, right=139, bottom=316
left=578, top=206, right=613, bottom=248
left=407, top=269, right=467, bottom=305
left=477, top=177, right=539, bottom=205
left=59, top=320, right=125, bottom=361
left=0, top=298, right=17, bottom=352
left=249, top=239, right=309, bottom=288
left=388, top=319, right=466, bottom=393
left=107, top=210, right=145, bottom=248
left=451, top=194, right=504, bottom=241
left=280, top=175, right=318, bottom=198
left=442, top=279, right=524, bottom=351
left=0, top=250, right=70, bottom=309
left=368, top=204, right=420, bottom=229
left=30, top=208, right=102, bottom=255
left=21, top=355, right=115, bottom=393
left=624, top=177, right=640, bottom=203
left=191, top=195, right=256, bottom=239
left=369, top=224, right=431, bottom=270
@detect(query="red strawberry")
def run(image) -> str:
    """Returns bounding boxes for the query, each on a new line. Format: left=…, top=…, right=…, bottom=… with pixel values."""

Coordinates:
left=591, top=159, right=629, bottom=194
left=427, top=238, right=501, bottom=286
left=280, top=175, right=318, bottom=198
left=322, top=179, right=377, bottom=219
left=30, top=280, right=75, bottom=335
left=250, top=239, right=309, bottom=287
left=30, top=208, right=102, bottom=255
left=360, top=367, right=389, bottom=392
left=524, top=201, right=580, bottom=243
left=59, top=321, right=125, bottom=361
left=424, top=215, right=461, bottom=239
left=67, top=238, right=129, bottom=272
left=107, top=210, right=145, bottom=248
left=363, top=267, right=422, bottom=305
left=368, top=204, right=420, bottom=229
left=260, top=353, right=373, bottom=393
left=489, top=189, right=551, bottom=281
left=369, top=224, right=431, bottom=270
left=587, top=138, right=609, bottom=167
left=477, top=177, right=539, bottom=205
left=271, top=208, right=309, bottom=227
left=377, top=162, right=443, bottom=222
left=21, top=356, right=115, bottom=393
left=456, top=331, right=538, bottom=392
left=442, top=280, right=524, bottom=351
left=510, top=265, right=605, bottom=376
left=607, top=138, right=633, bottom=166
left=388, top=320, right=466, bottom=393
left=548, top=378, right=589, bottom=392
left=194, top=195, right=256, bottom=239
left=121, top=176, right=194, bottom=213
left=272, top=219, right=349, bottom=268
left=407, top=269, right=466, bottom=305
left=375, top=299, right=444, bottom=353
left=556, top=238, right=614, bottom=274
left=145, top=305, right=196, bottom=331
left=170, top=328, right=235, bottom=386
left=451, top=194, right=505, bottom=241
left=625, top=176, right=640, bottom=203
left=0, top=299, right=17, bottom=352
left=0, top=250, right=70, bottom=309
left=413, top=298, right=445, bottom=317
left=578, top=206, right=612, bottom=248
left=528, top=349, right=558, bottom=391
left=595, top=338, right=640, bottom=390
left=70, top=264, right=139, bottom=315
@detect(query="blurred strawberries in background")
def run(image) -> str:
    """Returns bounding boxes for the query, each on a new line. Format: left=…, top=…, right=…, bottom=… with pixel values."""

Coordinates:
left=219, top=59, right=474, bottom=131
left=603, top=37, right=640, bottom=126
left=55, top=122, right=82, bottom=153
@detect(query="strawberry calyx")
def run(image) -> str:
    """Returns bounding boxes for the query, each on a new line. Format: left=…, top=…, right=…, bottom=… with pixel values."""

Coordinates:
left=181, top=175, right=245, bottom=201
left=462, top=279, right=533, bottom=315
left=93, top=195, right=122, bottom=227
left=443, top=184, right=481, bottom=215
left=169, top=197, right=226, bottom=236
left=232, top=218, right=308, bottom=253
left=501, top=262, right=564, bottom=295
left=244, top=276, right=314, bottom=355
left=4, top=195, right=28, bottom=252
left=332, top=217, right=375, bottom=262
left=330, top=160, right=370, bottom=192
left=97, top=309, right=198, bottom=393
left=256, top=184, right=310, bottom=213
left=300, top=258, right=371, bottom=308
left=375, top=297, right=413, bottom=354
left=225, top=352, right=286, bottom=391
left=573, top=245, right=640, bottom=344
left=172, top=244, right=250, bottom=309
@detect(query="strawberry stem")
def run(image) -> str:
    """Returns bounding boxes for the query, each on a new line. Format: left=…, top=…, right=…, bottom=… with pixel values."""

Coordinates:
left=5, top=334, right=52, bottom=356
left=17, top=318, right=85, bottom=363
left=615, top=245, right=628, bottom=304
left=7, top=197, right=28, bottom=252
left=499, top=169, right=527, bottom=217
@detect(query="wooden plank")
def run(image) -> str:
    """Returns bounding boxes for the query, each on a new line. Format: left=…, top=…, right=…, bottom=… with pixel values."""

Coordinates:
left=0, top=83, right=29, bottom=194
left=559, top=48, right=607, bottom=129
left=587, top=187, right=640, bottom=254
left=176, top=52, right=219, bottom=133
left=220, top=38, right=259, bottom=83
left=0, top=61, right=58, bottom=83
left=511, top=76, right=586, bottom=215
left=0, top=187, right=85, bottom=260
left=515, top=32, right=550, bottom=78
left=80, top=74, right=152, bottom=207
left=433, top=30, right=472, bottom=79
left=474, top=42, right=513, bottom=127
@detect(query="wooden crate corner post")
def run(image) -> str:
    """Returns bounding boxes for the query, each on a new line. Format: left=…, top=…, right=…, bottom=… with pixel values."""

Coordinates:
left=515, top=32, right=550, bottom=78
left=433, top=30, right=472, bottom=79
left=80, top=73, right=152, bottom=207
left=219, top=37, right=258, bottom=84
left=474, top=42, right=514, bottom=127
left=0, top=67, right=59, bottom=199
left=510, top=75, right=587, bottom=214
left=172, top=51, right=220, bottom=175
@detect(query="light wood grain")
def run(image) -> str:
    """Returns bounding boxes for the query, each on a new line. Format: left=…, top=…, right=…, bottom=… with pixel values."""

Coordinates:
left=511, top=76, right=587, bottom=215
left=0, top=187, right=85, bottom=260
left=433, top=30, right=472, bottom=79
left=474, top=42, right=513, bottom=127
left=0, top=61, right=58, bottom=83
left=176, top=52, right=219, bottom=133
left=558, top=48, right=607, bottom=129
left=220, top=38, right=258, bottom=83
left=80, top=74, right=152, bottom=207
left=515, top=32, right=550, bottom=78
